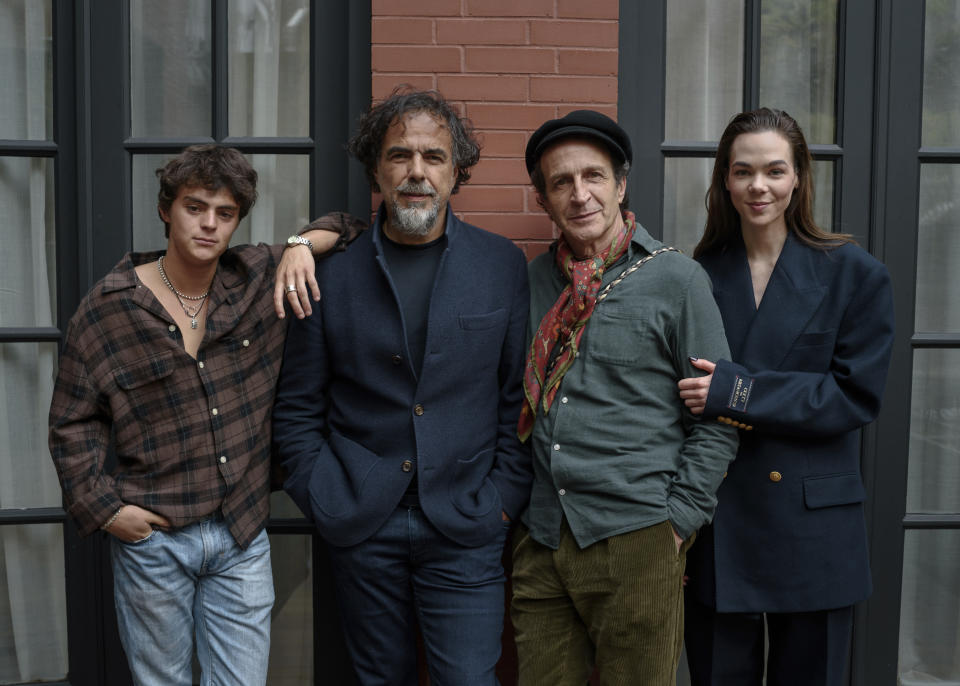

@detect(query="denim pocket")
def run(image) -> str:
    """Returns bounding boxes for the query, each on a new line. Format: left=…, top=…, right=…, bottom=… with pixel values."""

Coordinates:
left=123, top=528, right=159, bottom=545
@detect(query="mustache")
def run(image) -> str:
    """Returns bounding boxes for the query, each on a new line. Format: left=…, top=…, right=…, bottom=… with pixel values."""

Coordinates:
left=395, top=180, right=437, bottom=196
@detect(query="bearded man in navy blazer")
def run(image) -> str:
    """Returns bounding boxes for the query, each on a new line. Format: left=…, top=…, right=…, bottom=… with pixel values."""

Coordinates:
left=272, top=88, right=532, bottom=686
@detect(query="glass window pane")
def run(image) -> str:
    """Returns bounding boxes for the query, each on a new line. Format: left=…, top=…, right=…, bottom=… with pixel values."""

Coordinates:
left=663, top=157, right=712, bottom=256
left=132, top=153, right=310, bottom=252
left=898, top=530, right=960, bottom=685
left=811, top=159, right=833, bottom=234
left=132, top=154, right=173, bottom=252
left=271, top=491, right=305, bottom=519
left=915, top=164, right=960, bottom=332
left=0, top=343, right=61, bottom=509
left=921, top=0, right=960, bottom=147
left=0, top=524, right=67, bottom=683
left=759, top=0, right=838, bottom=144
left=229, top=0, right=310, bottom=137
left=243, top=154, right=311, bottom=244
left=268, top=534, right=313, bottom=685
left=130, top=0, right=212, bottom=137
left=0, top=0, right=52, bottom=140
left=0, top=157, right=56, bottom=328
left=662, top=158, right=833, bottom=257
left=665, top=0, right=744, bottom=141
left=907, top=349, right=960, bottom=513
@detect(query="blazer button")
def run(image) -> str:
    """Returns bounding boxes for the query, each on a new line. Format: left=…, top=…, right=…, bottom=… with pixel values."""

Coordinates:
left=413, top=404, right=424, bottom=416
left=769, top=471, right=782, bottom=482
left=401, top=460, right=413, bottom=472
left=391, top=354, right=403, bottom=365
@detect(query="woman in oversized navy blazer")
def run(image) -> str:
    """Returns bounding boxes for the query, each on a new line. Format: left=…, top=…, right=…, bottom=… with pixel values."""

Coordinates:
left=677, top=108, right=894, bottom=686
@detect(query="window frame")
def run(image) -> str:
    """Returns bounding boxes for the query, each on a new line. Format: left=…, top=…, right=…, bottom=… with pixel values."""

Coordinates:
left=38, top=1, right=371, bottom=683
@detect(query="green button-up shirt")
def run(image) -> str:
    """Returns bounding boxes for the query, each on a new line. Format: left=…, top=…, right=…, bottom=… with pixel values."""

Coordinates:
left=523, top=224, right=739, bottom=549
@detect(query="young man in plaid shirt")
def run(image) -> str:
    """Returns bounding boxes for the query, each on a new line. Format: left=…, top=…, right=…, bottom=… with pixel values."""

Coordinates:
left=48, top=144, right=361, bottom=686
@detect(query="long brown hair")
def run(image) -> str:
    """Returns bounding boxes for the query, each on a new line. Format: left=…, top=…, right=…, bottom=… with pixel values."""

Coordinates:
left=693, top=108, right=853, bottom=259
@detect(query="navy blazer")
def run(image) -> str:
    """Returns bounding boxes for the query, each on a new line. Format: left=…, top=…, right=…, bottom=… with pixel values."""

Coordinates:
left=272, top=206, right=532, bottom=548
left=686, top=233, right=894, bottom=613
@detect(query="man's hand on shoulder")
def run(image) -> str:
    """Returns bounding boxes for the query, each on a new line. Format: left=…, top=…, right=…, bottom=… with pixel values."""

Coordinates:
left=275, top=239, right=321, bottom=319
left=273, top=212, right=369, bottom=319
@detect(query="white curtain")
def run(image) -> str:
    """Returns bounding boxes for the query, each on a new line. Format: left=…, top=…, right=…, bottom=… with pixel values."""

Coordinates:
left=130, top=0, right=310, bottom=252
left=662, top=0, right=744, bottom=254
left=0, top=0, right=68, bottom=682
left=231, top=0, right=310, bottom=245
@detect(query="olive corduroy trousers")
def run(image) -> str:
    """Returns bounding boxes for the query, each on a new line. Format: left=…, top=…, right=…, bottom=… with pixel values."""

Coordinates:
left=511, top=518, right=692, bottom=686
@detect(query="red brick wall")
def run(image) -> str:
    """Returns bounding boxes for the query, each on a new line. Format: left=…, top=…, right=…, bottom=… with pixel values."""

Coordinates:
left=371, top=0, right=620, bottom=260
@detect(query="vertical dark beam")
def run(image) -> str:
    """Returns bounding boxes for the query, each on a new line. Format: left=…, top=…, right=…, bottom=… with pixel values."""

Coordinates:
left=57, top=5, right=104, bottom=685
left=55, top=0, right=81, bottom=330
left=617, top=0, right=666, bottom=238
left=856, top=1, right=924, bottom=685
left=88, top=0, right=131, bottom=280
left=744, top=0, right=761, bottom=110
left=838, top=1, right=881, bottom=682
left=212, top=0, right=228, bottom=141
left=347, top=0, right=372, bottom=219
left=310, top=0, right=370, bottom=220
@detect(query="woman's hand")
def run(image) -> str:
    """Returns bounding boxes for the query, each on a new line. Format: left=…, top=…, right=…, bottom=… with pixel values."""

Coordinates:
left=678, top=357, right=716, bottom=415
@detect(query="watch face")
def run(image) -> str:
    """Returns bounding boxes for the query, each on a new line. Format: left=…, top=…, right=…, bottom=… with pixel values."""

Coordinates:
left=287, top=236, right=297, bottom=245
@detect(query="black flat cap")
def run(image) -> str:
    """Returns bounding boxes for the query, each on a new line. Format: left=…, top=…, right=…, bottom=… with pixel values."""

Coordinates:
left=525, top=110, right=632, bottom=173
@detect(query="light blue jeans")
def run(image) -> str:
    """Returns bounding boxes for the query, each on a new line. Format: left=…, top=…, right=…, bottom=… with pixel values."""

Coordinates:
left=110, top=517, right=273, bottom=686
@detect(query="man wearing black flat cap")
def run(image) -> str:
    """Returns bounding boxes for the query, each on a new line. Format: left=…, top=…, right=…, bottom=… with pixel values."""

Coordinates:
left=510, top=110, right=738, bottom=685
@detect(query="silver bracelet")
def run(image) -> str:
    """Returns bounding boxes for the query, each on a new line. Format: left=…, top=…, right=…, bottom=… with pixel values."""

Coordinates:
left=101, top=506, right=124, bottom=531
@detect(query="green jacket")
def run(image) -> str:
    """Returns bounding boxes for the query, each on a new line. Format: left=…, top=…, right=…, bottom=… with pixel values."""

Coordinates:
left=523, top=224, right=739, bottom=548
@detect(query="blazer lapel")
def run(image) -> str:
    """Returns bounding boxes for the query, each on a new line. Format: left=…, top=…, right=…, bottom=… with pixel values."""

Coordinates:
left=709, top=241, right=756, bottom=360
left=739, top=234, right=827, bottom=370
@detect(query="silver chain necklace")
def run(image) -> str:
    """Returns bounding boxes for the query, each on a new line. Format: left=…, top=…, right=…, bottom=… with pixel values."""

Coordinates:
left=157, top=255, right=211, bottom=329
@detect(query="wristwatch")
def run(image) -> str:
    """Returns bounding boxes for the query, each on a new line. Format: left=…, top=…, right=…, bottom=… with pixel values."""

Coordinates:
left=285, top=235, right=313, bottom=251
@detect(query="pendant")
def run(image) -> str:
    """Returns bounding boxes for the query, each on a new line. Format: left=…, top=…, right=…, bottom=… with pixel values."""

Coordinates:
left=191, top=317, right=198, bottom=329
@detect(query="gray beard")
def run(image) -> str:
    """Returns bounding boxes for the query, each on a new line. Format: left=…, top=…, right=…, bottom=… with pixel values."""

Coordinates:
left=388, top=199, right=441, bottom=238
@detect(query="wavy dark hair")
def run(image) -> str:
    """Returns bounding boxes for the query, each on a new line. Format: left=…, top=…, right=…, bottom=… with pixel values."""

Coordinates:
left=694, top=107, right=853, bottom=259
left=348, top=87, right=480, bottom=194
left=156, top=144, right=258, bottom=237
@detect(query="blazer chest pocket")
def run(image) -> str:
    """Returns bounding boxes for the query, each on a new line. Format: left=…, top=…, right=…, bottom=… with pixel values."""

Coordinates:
left=459, top=309, right=506, bottom=331
left=803, top=472, right=865, bottom=509
left=794, top=330, right=835, bottom=348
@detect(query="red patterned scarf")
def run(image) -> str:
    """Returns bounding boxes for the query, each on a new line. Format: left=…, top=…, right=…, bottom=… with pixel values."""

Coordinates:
left=517, top=212, right=636, bottom=441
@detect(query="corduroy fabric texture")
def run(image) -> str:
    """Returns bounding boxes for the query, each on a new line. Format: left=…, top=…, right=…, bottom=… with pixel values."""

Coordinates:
left=511, top=519, right=693, bottom=685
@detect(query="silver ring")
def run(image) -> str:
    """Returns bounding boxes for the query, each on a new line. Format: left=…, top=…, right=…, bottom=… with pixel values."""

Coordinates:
left=285, top=284, right=297, bottom=293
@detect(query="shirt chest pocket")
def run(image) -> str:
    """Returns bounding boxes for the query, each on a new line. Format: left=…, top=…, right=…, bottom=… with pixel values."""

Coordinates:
left=112, top=352, right=176, bottom=422
left=586, top=305, right=652, bottom=366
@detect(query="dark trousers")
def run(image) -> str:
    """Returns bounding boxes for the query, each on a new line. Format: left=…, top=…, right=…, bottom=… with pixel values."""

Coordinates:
left=328, top=505, right=509, bottom=686
left=684, top=595, right=853, bottom=686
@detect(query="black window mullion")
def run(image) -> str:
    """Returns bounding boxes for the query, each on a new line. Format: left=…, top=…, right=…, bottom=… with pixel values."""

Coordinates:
left=617, top=0, right=667, bottom=239
left=744, top=0, right=761, bottom=110
left=856, top=1, right=926, bottom=684
left=212, top=0, right=228, bottom=142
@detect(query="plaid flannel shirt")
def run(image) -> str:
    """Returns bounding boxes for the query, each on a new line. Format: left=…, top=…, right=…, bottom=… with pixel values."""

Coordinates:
left=49, top=212, right=366, bottom=548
